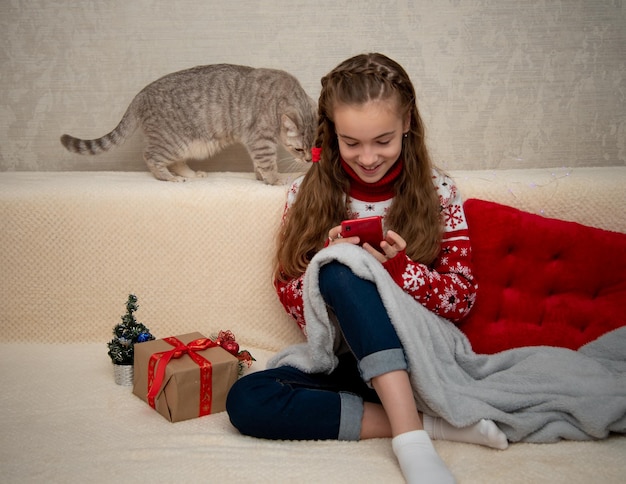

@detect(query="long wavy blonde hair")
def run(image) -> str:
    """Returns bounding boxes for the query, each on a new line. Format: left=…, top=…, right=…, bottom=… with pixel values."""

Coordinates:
left=275, top=53, right=442, bottom=281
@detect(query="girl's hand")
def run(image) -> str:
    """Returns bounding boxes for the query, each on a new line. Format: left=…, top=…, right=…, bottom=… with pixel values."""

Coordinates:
left=364, top=230, right=406, bottom=263
left=327, top=225, right=360, bottom=246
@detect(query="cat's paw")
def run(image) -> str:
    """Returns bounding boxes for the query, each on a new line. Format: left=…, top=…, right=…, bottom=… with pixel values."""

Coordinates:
left=194, top=171, right=208, bottom=178
left=262, top=174, right=282, bottom=185
left=274, top=173, right=299, bottom=186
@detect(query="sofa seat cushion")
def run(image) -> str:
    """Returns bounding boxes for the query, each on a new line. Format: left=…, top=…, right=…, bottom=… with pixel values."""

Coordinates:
left=459, top=199, right=626, bottom=354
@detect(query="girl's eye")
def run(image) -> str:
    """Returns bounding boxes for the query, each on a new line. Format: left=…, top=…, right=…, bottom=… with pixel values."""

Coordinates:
left=342, top=139, right=391, bottom=148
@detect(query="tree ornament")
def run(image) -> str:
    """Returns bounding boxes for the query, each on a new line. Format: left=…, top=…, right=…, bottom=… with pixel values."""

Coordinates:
left=213, top=330, right=256, bottom=375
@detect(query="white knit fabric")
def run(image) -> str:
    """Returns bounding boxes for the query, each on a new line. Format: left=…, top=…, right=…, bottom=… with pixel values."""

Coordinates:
left=1, top=169, right=624, bottom=346
left=1, top=342, right=625, bottom=483
left=1, top=168, right=625, bottom=483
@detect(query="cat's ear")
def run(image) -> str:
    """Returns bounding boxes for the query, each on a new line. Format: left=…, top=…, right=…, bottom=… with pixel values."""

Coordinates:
left=281, top=114, right=299, bottom=136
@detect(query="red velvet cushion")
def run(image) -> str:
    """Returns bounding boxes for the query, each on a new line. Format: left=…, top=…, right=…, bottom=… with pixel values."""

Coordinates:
left=459, top=199, right=626, bottom=354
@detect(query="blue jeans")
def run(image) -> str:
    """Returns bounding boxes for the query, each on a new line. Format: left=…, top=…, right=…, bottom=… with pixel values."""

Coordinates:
left=226, top=261, right=408, bottom=441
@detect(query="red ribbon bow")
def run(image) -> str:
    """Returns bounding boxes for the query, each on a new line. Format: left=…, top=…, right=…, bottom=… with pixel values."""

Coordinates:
left=147, top=336, right=217, bottom=416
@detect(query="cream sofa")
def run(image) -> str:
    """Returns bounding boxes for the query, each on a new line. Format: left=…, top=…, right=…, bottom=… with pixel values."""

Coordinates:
left=1, top=167, right=625, bottom=483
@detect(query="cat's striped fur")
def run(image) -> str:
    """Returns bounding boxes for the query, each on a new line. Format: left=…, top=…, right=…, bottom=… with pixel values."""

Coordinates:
left=61, top=64, right=317, bottom=184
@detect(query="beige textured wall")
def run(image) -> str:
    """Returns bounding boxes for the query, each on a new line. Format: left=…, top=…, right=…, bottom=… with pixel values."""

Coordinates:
left=1, top=0, right=624, bottom=174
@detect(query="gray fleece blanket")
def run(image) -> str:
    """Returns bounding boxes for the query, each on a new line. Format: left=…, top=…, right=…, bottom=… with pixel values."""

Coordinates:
left=269, top=244, right=626, bottom=443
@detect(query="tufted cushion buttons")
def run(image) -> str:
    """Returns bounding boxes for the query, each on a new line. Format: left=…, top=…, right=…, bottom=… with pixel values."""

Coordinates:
left=459, top=199, right=626, bottom=354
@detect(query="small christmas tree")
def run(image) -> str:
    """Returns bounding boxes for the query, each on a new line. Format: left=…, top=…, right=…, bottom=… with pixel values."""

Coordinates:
left=107, top=294, right=155, bottom=365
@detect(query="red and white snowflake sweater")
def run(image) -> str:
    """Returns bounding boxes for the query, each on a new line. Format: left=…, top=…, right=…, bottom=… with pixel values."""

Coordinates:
left=274, top=162, right=477, bottom=333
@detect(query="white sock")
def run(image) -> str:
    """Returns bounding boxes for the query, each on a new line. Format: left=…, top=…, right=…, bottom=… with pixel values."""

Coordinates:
left=423, top=415, right=508, bottom=450
left=391, top=430, right=456, bottom=484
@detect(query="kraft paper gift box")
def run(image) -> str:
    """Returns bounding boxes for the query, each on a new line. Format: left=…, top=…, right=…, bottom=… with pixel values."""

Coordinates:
left=133, top=332, right=240, bottom=422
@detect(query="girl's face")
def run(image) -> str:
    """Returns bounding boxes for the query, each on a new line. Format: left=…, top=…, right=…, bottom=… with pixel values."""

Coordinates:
left=333, top=98, right=410, bottom=184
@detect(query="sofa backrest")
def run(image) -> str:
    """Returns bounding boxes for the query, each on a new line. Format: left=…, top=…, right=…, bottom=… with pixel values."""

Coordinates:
left=1, top=167, right=624, bottom=351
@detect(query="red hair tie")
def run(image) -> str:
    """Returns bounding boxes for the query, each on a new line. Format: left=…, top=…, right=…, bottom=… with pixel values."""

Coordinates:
left=311, top=147, right=322, bottom=163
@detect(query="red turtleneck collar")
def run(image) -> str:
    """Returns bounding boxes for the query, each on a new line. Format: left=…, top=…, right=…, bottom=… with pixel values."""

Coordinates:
left=341, top=158, right=403, bottom=202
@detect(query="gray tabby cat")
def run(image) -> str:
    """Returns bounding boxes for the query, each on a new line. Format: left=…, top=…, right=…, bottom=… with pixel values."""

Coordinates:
left=61, top=64, right=317, bottom=184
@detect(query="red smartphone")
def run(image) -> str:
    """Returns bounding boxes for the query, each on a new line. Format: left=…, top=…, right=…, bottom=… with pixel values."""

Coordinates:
left=340, top=216, right=384, bottom=249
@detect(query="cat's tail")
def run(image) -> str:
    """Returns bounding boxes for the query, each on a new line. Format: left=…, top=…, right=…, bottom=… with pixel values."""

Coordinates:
left=60, top=107, right=137, bottom=155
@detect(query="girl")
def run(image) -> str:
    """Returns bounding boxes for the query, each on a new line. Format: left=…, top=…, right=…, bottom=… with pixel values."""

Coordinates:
left=226, top=53, right=507, bottom=484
